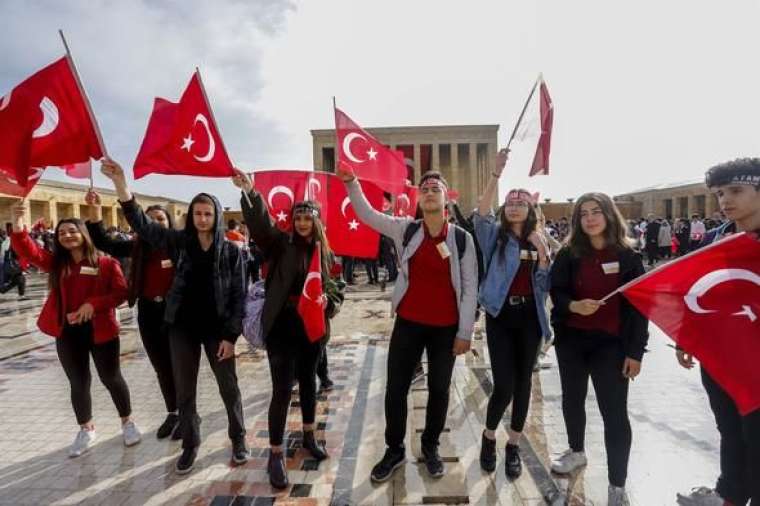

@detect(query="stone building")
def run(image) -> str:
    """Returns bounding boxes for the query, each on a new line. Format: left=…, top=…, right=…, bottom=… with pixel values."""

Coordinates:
left=614, top=179, right=720, bottom=220
left=311, top=125, right=499, bottom=212
left=0, top=179, right=189, bottom=230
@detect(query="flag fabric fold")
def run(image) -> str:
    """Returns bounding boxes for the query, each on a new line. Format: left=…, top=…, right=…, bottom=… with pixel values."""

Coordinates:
left=529, top=78, right=553, bottom=177
left=297, top=243, right=326, bottom=342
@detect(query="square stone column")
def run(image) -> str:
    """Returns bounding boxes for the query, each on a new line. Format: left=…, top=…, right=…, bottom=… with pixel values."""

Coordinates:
left=469, top=143, right=478, bottom=211
left=432, top=143, right=440, bottom=172
left=450, top=143, right=460, bottom=194
left=413, top=144, right=421, bottom=183
left=45, top=200, right=58, bottom=227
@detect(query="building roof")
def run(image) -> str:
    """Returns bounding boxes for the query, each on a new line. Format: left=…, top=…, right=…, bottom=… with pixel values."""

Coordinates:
left=25, top=178, right=190, bottom=205
left=616, top=177, right=704, bottom=196
left=311, top=124, right=499, bottom=136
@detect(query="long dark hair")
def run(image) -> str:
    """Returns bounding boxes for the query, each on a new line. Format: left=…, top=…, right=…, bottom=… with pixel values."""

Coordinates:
left=50, top=218, right=101, bottom=320
left=566, top=192, right=634, bottom=257
left=496, top=188, right=538, bottom=259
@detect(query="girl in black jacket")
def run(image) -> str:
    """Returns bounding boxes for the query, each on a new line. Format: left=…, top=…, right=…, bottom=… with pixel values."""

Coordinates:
left=85, top=190, right=180, bottom=440
left=233, top=170, right=342, bottom=490
left=101, top=159, right=248, bottom=475
left=549, top=192, right=648, bottom=506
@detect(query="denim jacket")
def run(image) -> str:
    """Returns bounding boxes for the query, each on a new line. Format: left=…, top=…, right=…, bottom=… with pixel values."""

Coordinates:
left=473, top=211, right=553, bottom=342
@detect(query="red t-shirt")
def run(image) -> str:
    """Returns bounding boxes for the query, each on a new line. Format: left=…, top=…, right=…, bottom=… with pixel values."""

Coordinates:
left=63, top=260, right=104, bottom=314
left=508, top=242, right=535, bottom=297
left=397, top=222, right=459, bottom=327
left=141, top=250, right=175, bottom=299
left=566, top=247, right=621, bottom=336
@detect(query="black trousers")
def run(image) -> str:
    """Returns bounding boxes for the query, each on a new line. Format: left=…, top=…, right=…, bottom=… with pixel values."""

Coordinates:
left=55, top=323, right=132, bottom=425
left=137, top=297, right=176, bottom=413
left=0, top=272, right=25, bottom=296
left=364, top=260, right=378, bottom=283
left=485, top=302, right=543, bottom=433
left=385, top=317, right=457, bottom=450
left=702, top=367, right=760, bottom=506
left=555, top=328, right=632, bottom=487
left=316, top=343, right=330, bottom=383
left=266, top=304, right=323, bottom=446
left=169, top=326, right=245, bottom=449
left=645, top=243, right=659, bottom=265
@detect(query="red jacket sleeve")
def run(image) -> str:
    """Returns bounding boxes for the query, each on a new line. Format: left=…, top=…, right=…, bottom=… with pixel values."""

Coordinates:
left=86, top=257, right=128, bottom=311
left=10, top=230, right=53, bottom=272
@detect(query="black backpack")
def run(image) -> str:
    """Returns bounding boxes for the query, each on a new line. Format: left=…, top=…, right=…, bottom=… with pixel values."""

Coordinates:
left=401, top=221, right=467, bottom=261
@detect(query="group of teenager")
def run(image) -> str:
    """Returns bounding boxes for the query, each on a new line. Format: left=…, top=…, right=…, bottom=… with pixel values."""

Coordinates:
left=5, top=150, right=759, bottom=505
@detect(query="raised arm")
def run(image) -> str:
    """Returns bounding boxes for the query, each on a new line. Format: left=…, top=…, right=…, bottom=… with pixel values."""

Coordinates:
left=478, top=148, right=508, bottom=216
left=9, top=201, right=53, bottom=272
left=335, top=163, right=409, bottom=242
left=85, top=190, right=134, bottom=258
left=232, top=169, right=285, bottom=257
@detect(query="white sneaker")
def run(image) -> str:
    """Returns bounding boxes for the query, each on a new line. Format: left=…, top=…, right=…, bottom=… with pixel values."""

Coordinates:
left=122, top=421, right=142, bottom=447
left=68, top=429, right=97, bottom=458
left=608, top=485, right=630, bottom=506
left=550, top=449, right=587, bottom=474
left=676, top=487, right=724, bottom=506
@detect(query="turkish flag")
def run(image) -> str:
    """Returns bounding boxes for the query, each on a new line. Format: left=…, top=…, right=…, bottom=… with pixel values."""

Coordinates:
left=297, top=244, right=326, bottom=342
left=620, top=232, right=760, bottom=414
left=529, top=79, right=553, bottom=177
left=254, top=170, right=311, bottom=232
left=394, top=184, right=418, bottom=218
left=134, top=72, right=234, bottom=179
left=0, top=57, right=104, bottom=192
left=335, top=108, right=407, bottom=194
left=326, top=176, right=384, bottom=258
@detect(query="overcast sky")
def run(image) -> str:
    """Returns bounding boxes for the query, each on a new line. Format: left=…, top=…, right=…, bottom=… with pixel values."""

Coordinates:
left=2, top=1, right=759, bottom=207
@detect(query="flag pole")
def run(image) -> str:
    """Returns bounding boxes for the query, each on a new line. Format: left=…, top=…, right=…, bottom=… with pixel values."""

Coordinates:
left=505, top=73, right=542, bottom=151
left=59, top=29, right=106, bottom=189
left=599, top=232, right=750, bottom=302
left=195, top=67, right=252, bottom=207
left=332, top=96, right=339, bottom=174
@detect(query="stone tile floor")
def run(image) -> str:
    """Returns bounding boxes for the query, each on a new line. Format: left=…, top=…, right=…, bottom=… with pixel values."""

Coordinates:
left=0, top=274, right=720, bottom=505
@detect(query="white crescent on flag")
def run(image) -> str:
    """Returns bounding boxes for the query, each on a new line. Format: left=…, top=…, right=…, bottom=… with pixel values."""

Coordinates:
left=342, top=132, right=366, bottom=163
left=32, top=97, right=59, bottom=139
left=268, top=185, right=295, bottom=209
left=302, top=272, right=322, bottom=302
left=0, top=90, right=12, bottom=111
left=684, top=268, right=760, bottom=321
left=192, top=114, right=216, bottom=162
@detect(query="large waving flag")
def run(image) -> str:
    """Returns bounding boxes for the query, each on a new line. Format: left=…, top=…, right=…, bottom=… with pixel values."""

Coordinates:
left=334, top=107, right=407, bottom=194
left=297, top=242, right=326, bottom=342
left=0, top=57, right=104, bottom=196
left=618, top=232, right=760, bottom=414
left=507, top=74, right=554, bottom=178
left=134, top=70, right=234, bottom=179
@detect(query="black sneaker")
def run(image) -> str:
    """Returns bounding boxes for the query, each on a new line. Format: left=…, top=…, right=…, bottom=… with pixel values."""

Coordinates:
left=505, top=443, right=522, bottom=478
left=268, top=450, right=289, bottom=489
left=370, top=447, right=405, bottom=483
left=480, top=432, right=496, bottom=472
left=303, top=430, right=328, bottom=461
left=175, top=446, right=198, bottom=475
left=319, top=378, right=335, bottom=392
left=156, top=413, right=179, bottom=440
left=232, top=439, right=249, bottom=465
left=421, top=443, right=444, bottom=478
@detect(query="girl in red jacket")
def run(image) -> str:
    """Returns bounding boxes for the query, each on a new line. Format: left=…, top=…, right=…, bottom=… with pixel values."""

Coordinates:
left=10, top=202, right=141, bottom=458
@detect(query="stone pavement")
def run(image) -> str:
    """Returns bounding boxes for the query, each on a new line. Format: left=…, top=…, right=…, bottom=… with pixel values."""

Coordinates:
left=0, top=274, right=720, bottom=505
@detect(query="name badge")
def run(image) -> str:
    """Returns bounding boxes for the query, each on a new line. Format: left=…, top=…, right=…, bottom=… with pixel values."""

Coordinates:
left=80, top=266, right=99, bottom=276
left=520, top=249, right=538, bottom=261
left=601, top=262, right=620, bottom=275
left=436, top=242, right=451, bottom=259
left=161, top=259, right=173, bottom=269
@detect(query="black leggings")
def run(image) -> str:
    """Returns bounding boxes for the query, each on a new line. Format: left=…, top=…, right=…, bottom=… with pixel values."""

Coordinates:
left=55, top=323, right=131, bottom=425
left=0, top=273, right=25, bottom=296
left=384, top=317, right=457, bottom=450
left=485, top=302, right=542, bottom=433
left=266, top=305, right=323, bottom=446
left=702, top=367, right=760, bottom=506
left=137, top=297, right=176, bottom=413
left=555, top=328, right=631, bottom=487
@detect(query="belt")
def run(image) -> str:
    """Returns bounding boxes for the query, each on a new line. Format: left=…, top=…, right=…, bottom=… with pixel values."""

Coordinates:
left=507, top=295, right=533, bottom=306
left=141, top=296, right=165, bottom=303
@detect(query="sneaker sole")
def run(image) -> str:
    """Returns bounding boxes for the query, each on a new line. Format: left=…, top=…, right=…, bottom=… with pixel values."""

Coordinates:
left=124, top=438, right=141, bottom=447
left=550, top=462, right=587, bottom=475
left=232, top=455, right=249, bottom=465
left=370, top=458, right=406, bottom=483
left=175, top=464, right=194, bottom=475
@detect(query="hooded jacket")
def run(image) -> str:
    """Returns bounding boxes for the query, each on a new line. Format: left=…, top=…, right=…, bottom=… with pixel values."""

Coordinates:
left=120, top=193, right=245, bottom=342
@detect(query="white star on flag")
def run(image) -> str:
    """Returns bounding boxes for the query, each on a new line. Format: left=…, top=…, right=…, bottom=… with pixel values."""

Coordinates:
left=276, top=210, right=288, bottom=222
left=348, top=219, right=360, bottom=231
left=181, top=134, right=195, bottom=152
left=367, top=147, right=377, bottom=160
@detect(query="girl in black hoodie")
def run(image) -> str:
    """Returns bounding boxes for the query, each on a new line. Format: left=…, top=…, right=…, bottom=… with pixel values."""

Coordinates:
left=101, top=159, right=247, bottom=475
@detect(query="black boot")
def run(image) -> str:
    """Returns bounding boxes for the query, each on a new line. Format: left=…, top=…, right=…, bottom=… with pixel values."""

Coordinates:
left=480, top=431, right=496, bottom=472
left=156, top=413, right=179, bottom=440
left=505, top=443, right=522, bottom=478
left=267, top=450, right=289, bottom=489
left=303, top=430, right=328, bottom=461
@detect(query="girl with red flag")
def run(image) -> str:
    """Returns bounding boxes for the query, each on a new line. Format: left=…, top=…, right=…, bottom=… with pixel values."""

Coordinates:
left=84, top=190, right=181, bottom=441
left=9, top=202, right=141, bottom=458
left=233, top=170, right=344, bottom=490
left=549, top=192, right=648, bottom=506
left=473, top=148, right=553, bottom=479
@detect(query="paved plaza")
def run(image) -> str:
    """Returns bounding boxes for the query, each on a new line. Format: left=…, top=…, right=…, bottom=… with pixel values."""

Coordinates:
left=0, top=274, right=720, bottom=505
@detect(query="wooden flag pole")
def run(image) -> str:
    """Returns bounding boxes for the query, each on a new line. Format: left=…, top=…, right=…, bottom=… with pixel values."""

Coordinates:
left=195, top=67, right=252, bottom=207
left=59, top=29, right=107, bottom=189
left=505, top=73, right=542, bottom=151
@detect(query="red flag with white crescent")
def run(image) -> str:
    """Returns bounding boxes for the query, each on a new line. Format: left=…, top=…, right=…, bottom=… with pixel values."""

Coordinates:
left=297, top=244, right=326, bottom=342
left=619, top=232, right=760, bottom=414
left=394, top=184, right=418, bottom=218
left=529, top=79, right=553, bottom=177
left=325, top=176, right=384, bottom=258
left=252, top=170, right=311, bottom=232
left=0, top=57, right=103, bottom=195
left=335, top=108, right=407, bottom=194
left=134, top=71, right=234, bottom=179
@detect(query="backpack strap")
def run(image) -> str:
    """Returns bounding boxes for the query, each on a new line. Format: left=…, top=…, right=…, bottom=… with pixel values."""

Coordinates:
left=403, top=220, right=467, bottom=261
left=402, top=221, right=422, bottom=249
